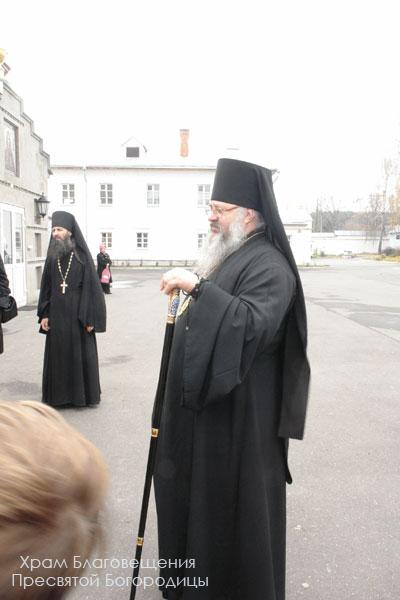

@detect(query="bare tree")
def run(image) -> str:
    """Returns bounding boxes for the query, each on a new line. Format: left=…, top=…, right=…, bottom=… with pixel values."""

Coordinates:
left=366, top=158, right=398, bottom=253
left=312, top=196, right=344, bottom=232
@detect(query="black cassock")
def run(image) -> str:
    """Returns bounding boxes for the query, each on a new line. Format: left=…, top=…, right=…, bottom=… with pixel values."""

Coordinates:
left=154, top=234, right=297, bottom=600
left=97, top=252, right=113, bottom=293
left=96, top=252, right=113, bottom=279
left=38, top=253, right=103, bottom=407
left=0, top=253, right=11, bottom=355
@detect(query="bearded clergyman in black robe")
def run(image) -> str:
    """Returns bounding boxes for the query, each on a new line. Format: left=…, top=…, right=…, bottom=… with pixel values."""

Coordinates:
left=37, top=211, right=106, bottom=407
left=154, top=159, right=310, bottom=600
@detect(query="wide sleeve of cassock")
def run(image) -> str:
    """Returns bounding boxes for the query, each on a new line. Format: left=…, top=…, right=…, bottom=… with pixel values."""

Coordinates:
left=37, top=260, right=52, bottom=320
left=78, top=256, right=107, bottom=332
left=182, top=255, right=296, bottom=411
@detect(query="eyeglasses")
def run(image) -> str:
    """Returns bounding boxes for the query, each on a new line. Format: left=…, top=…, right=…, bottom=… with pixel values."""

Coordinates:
left=204, top=204, right=240, bottom=217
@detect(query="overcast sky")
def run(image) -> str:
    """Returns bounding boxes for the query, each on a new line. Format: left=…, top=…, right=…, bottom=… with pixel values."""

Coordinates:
left=2, top=0, right=400, bottom=210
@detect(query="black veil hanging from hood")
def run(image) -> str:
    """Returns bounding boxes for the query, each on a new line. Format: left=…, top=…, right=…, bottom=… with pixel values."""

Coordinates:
left=38, top=211, right=106, bottom=333
left=211, top=158, right=310, bottom=440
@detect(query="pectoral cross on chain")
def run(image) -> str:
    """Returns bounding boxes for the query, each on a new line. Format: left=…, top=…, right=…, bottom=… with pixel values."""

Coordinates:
left=57, top=252, right=74, bottom=295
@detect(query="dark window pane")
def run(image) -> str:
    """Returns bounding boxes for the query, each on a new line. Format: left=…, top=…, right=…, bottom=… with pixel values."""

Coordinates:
left=126, top=147, right=140, bottom=157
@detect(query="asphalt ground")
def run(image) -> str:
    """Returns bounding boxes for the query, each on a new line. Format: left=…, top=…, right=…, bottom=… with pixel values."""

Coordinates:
left=0, top=258, right=399, bottom=600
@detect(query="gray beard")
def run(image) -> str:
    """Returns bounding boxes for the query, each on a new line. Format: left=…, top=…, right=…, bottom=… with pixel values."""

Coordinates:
left=47, top=237, right=74, bottom=260
left=196, top=211, right=247, bottom=278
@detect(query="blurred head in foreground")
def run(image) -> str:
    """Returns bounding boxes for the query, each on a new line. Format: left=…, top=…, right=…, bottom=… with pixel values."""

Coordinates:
left=0, top=401, right=108, bottom=599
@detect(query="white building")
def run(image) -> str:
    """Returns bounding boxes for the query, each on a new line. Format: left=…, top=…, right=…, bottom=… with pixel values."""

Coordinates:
left=49, top=132, right=312, bottom=265
left=49, top=163, right=214, bottom=264
left=280, top=208, right=312, bottom=265
left=388, top=230, right=400, bottom=250
left=312, top=230, right=389, bottom=256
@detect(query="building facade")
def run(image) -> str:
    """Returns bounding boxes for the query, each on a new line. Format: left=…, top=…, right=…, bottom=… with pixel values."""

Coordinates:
left=49, top=138, right=312, bottom=266
left=388, top=230, right=400, bottom=250
left=49, top=164, right=216, bottom=264
left=279, top=208, right=312, bottom=265
left=0, top=60, right=50, bottom=306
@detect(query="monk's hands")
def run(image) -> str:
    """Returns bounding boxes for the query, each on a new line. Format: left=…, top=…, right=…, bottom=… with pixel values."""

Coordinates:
left=160, top=268, right=198, bottom=295
left=40, top=319, right=93, bottom=333
left=41, top=318, right=50, bottom=332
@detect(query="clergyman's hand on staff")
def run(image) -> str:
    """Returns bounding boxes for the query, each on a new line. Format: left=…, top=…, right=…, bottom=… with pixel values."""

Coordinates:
left=85, top=325, right=94, bottom=333
left=40, top=318, right=50, bottom=332
left=160, top=268, right=198, bottom=295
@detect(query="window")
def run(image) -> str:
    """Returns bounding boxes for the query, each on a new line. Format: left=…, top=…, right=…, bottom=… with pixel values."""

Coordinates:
left=136, top=232, right=148, bottom=249
left=100, top=183, right=113, bottom=205
left=14, top=213, right=24, bottom=264
left=396, top=233, right=400, bottom=240
left=35, top=233, right=42, bottom=257
left=101, top=232, right=113, bottom=249
left=2, top=210, right=13, bottom=264
left=62, top=184, right=75, bottom=204
left=36, top=266, right=42, bottom=289
left=147, top=184, right=160, bottom=207
left=4, top=120, right=19, bottom=176
left=126, top=147, right=140, bottom=157
left=198, top=233, right=207, bottom=249
left=197, top=184, right=210, bottom=207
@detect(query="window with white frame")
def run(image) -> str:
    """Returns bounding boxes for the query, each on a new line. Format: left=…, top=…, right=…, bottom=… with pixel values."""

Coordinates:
left=100, top=183, right=113, bottom=205
left=198, top=233, right=207, bottom=249
left=101, top=232, right=113, bottom=249
left=136, top=232, right=148, bottom=249
left=62, top=183, right=75, bottom=204
left=197, top=184, right=211, bottom=207
left=15, top=213, right=23, bottom=263
left=147, top=184, right=160, bottom=207
left=4, top=120, right=19, bottom=176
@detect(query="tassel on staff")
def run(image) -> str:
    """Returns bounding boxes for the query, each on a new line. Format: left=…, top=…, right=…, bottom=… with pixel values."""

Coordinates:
left=129, top=289, right=180, bottom=600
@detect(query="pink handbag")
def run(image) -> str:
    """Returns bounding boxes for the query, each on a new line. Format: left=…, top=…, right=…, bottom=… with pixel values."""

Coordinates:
left=101, top=266, right=110, bottom=284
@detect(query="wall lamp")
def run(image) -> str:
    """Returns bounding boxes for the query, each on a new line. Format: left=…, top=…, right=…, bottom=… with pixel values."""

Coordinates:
left=35, top=195, right=50, bottom=219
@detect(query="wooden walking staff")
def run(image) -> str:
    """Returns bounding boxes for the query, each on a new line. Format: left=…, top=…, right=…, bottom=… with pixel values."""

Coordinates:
left=129, top=289, right=180, bottom=600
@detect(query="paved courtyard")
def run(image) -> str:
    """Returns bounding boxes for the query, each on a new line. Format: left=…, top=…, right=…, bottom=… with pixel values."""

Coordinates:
left=1, top=258, right=399, bottom=600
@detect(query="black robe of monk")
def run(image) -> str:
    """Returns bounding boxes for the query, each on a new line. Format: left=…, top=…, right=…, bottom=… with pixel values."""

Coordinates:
left=38, top=254, right=102, bottom=407
left=154, top=234, right=297, bottom=600
left=0, top=253, right=11, bottom=355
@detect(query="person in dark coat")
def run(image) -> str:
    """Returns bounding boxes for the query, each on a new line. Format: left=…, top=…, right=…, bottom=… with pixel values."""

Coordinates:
left=97, top=243, right=113, bottom=294
left=0, top=253, right=11, bottom=355
left=37, top=211, right=106, bottom=407
left=154, top=158, right=310, bottom=600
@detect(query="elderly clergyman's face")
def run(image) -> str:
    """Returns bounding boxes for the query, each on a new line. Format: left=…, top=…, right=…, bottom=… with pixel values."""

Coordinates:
left=196, top=203, right=247, bottom=277
left=207, top=201, right=241, bottom=239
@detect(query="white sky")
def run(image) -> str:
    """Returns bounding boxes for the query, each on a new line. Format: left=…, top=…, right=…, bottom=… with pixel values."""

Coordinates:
left=2, top=0, right=400, bottom=210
